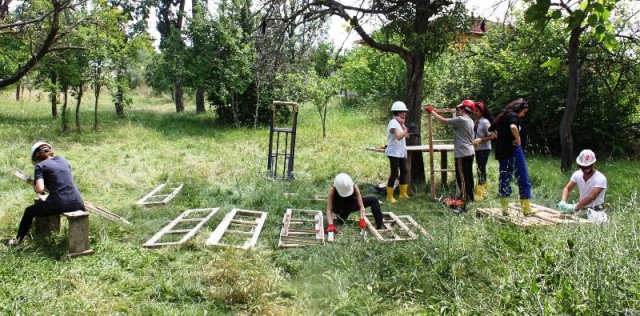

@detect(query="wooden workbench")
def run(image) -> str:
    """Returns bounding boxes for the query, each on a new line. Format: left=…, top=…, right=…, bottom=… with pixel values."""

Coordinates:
left=366, top=144, right=455, bottom=198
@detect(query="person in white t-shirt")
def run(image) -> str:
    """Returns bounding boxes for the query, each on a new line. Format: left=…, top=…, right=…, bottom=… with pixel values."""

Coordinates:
left=558, top=149, right=608, bottom=223
left=384, top=101, right=411, bottom=204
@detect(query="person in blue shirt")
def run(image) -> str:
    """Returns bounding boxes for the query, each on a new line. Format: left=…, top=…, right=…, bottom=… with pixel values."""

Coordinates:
left=7, top=142, right=85, bottom=246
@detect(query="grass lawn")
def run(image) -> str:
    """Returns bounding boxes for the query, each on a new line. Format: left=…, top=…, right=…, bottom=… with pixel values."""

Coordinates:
left=1, top=89, right=639, bottom=315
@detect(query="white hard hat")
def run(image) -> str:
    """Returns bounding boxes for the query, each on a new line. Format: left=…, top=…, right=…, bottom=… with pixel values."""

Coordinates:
left=390, top=101, right=408, bottom=112
left=576, top=149, right=596, bottom=167
left=333, top=173, right=354, bottom=197
left=31, top=141, right=52, bottom=159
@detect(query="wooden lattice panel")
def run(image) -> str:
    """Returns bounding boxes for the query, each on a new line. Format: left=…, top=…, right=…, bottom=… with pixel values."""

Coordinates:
left=143, top=208, right=219, bottom=247
left=395, top=215, right=432, bottom=240
left=136, top=183, right=184, bottom=206
left=279, top=209, right=325, bottom=247
left=205, top=209, right=268, bottom=249
left=362, top=212, right=418, bottom=242
left=476, top=203, right=590, bottom=226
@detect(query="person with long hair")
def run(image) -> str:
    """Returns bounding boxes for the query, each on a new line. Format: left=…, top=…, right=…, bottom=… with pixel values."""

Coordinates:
left=489, top=98, right=533, bottom=216
left=385, top=101, right=411, bottom=204
left=426, top=100, right=475, bottom=212
left=472, top=101, right=495, bottom=200
left=6, top=142, right=85, bottom=246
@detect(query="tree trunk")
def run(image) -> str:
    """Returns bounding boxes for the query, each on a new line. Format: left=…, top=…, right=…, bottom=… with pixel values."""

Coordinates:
left=94, top=70, right=100, bottom=131
left=560, top=28, right=582, bottom=172
left=15, top=81, right=20, bottom=101
left=51, top=72, right=58, bottom=118
left=174, top=84, right=184, bottom=112
left=253, top=74, right=261, bottom=129
left=195, top=88, right=205, bottom=113
left=61, top=86, right=68, bottom=132
left=75, top=85, right=83, bottom=131
left=405, top=52, right=426, bottom=184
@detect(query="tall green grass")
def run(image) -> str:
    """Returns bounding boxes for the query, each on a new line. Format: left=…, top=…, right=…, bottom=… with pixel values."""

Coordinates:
left=1, top=89, right=639, bottom=315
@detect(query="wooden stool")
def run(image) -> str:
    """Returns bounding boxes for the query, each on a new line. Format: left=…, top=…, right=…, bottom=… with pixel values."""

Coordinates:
left=63, top=211, right=93, bottom=258
left=33, top=211, right=93, bottom=258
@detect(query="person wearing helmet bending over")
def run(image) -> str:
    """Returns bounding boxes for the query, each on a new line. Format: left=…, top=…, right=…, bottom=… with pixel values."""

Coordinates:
left=558, top=150, right=608, bottom=223
left=385, top=101, right=411, bottom=204
left=326, top=173, right=384, bottom=234
left=6, top=142, right=85, bottom=246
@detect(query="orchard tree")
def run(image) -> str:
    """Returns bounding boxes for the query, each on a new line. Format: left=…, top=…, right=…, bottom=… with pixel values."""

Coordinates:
left=525, top=0, right=619, bottom=171
left=271, top=0, right=468, bottom=182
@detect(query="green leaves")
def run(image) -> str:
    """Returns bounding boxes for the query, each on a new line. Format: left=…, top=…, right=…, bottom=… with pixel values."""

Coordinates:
left=541, top=58, right=562, bottom=75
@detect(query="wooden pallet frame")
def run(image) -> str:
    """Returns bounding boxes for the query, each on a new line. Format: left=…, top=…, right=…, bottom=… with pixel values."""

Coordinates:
left=396, top=215, right=432, bottom=240
left=136, top=183, right=184, bottom=206
left=14, top=169, right=131, bottom=225
left=143, top=208, right=219, bottom=247
left=206, top=208, right=268, bottom=249
left=362, top=212, right=418, bottom=242
left=476, top=202, right=591, bottom=226
left=278, top=208, right=324, bottom=248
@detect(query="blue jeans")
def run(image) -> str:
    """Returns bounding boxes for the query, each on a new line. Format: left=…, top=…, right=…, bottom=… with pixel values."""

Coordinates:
left=498, top=146, right=532, bottom=199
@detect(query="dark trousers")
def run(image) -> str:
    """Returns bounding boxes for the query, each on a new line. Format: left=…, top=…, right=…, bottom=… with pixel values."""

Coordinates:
left=387, top=156, right=407, bottom=187
left=475, top=149, right=491, bottom=185
left=455, top=155, right=475, bottom=202
left=333, top=195, right=384, bottom=229
left=17, top=202, right=65, bottom=240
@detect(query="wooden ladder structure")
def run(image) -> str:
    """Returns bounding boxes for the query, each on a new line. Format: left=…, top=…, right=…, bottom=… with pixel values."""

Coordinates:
left=426, top=107, right=457, bottom=199
left=136, top=183, right=184, bottom=206
left=362, top=212, right=418, bottom=242
left=143, top=208, right=219, bottom=247
left=206, top=209, right=268, bottom=249
left=278, top=208, right=325, bottom=247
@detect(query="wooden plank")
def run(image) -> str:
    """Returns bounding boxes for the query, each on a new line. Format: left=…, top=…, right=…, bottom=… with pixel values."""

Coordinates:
left=14, top=169, right=131, bottom=225
left=476, top=207, right=554, bottom=226
left=136, top=183, right=166, bottom=205
left=143, top=208, right=219, bottom=247
left=205, top=208, right=268, bottom=249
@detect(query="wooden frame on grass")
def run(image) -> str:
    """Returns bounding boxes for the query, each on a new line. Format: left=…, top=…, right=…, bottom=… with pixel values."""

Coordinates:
left=136, top=183, right=184, bottom=206
left=205, top=208, right=268, bottom=249
left=362, top=212, right=418, bottom=242
left=143, top=208, right=219, bottom=247
left=278, top=208, right=325, bottom=247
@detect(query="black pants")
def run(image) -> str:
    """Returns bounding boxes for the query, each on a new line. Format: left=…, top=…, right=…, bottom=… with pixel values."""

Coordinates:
left=333, top=195, right=384, bottom=229
left=387, top=156, right=407, bottom=187
left=475, top=149, right=491, bottom=185
left=455, top=155, right=475, bottom=202
left=17, top=202, right=65, bottom=240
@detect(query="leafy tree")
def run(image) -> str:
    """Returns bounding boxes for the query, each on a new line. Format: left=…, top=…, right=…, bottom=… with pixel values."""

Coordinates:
left=157, top=0, right=187, bottom=113
left=274, top=0, right=469, bottom=182
left=524, top=0, right=620, bottom=171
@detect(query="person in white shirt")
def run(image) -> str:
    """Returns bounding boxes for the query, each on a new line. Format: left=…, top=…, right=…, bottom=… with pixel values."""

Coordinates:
left=384, top=101, right=411, bottom=204
left=558, top=149, right=608, bottom=223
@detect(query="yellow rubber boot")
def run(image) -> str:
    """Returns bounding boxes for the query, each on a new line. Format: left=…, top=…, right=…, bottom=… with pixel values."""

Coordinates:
left=474, top=184, right=485, bottom=201
left=521, top=199, right=534, bottom=216
left=399, top=184, right=410, bottom=199
left=386, top=187, right=397, bottom=204
left=500, top=198, right=509, bottom=216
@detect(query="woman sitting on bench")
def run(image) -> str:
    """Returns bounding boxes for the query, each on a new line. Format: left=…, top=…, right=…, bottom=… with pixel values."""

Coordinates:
left=7, top=142, right=85, bottom=246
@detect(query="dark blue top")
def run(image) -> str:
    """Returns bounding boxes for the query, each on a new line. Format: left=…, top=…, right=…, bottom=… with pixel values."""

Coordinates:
left=34, top=155, right=84, bottom=212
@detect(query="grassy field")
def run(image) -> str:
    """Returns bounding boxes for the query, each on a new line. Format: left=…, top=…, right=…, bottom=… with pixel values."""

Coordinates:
left=1, top=89, right=640, bottom=315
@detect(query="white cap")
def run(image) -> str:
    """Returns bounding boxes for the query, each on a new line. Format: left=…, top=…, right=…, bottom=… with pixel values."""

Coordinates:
left=390, top=101, right=408, bottom=112
left=30, top=141, right=52, bottom=159
left=333, top=173, right=354, bottom=197
left=576, top=149, right=596, bottom=167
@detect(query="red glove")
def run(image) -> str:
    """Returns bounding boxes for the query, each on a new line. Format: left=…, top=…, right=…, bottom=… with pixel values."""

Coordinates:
left=358, top=218, right=367, bottom=229
left=327, top=224, right=336, bottom=233
left=425, top=106, right=434, bottom=113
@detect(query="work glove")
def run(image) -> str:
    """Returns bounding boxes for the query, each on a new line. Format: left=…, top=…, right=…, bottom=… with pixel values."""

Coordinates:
left=358, top=218, right=367, bottom=229
left=327, top=224, right=336, bottom=233
left=424, top=106, right=434, bottom=113
left=557, top=201, right=576, bottom=213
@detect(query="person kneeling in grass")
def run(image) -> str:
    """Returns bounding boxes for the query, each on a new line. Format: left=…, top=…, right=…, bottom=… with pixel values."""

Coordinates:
left=326, top=173, right=384, bottom=235
left=558, top=149, right=608, bottom=224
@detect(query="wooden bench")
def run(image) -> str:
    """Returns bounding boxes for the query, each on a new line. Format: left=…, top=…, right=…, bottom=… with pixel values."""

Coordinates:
left=34, top=210, right=94, bottom=258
